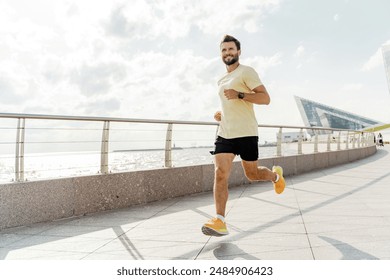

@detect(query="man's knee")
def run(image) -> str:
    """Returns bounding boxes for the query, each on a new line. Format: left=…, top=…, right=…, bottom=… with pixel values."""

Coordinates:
left=215, top=166, right=229, bottom=182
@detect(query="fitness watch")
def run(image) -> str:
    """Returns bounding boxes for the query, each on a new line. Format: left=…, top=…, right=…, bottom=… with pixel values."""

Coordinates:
left=238, top=92, right=245, bottom=99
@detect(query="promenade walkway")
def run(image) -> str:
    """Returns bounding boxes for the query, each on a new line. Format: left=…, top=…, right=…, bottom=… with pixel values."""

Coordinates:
left=1, top=146, right=389, bottom=260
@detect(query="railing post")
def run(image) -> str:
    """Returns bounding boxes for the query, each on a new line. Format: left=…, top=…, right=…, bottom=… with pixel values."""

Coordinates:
left=298, top=128, right=303, bottom=155
left=352, top=133, right=356, bottom=149
left=276, top=127, right=282, bottom=156
left=314, top=131, right=318, bottom=153
left=337, top=131, right=341, bottom=150
left=346, top=131, right=349, bottom=149
left=327, top=132, right=331, bottom=152
left=367, top=133, right=371, bottom=147
left=100, top=121, right=110, bottom=174
left=165, top=123, right=173, bottom=168
left=357, top=133, right=361, bottom=148
left=15, top=118, right=26, bottom=182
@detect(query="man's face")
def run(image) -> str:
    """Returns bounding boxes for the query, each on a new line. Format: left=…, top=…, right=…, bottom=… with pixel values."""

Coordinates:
left=220, top=41, right=240, bottom=66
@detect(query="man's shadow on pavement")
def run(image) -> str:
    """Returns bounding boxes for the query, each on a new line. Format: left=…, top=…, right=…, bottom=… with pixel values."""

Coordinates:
left=213, top=242, right=259, bottom=260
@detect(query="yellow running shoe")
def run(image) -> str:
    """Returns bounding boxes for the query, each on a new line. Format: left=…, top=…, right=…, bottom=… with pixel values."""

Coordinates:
left=201, top=218, right=229, bottom=237
left=272, top=166, right=285, bottom=194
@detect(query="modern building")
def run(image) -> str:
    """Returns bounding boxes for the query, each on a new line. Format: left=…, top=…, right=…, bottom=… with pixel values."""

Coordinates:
left=382, top=44, right=390, bottom=95
left=294, top=96, right=383, bottom=136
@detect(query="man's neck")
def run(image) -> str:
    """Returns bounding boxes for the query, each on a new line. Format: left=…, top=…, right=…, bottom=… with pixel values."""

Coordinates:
left=226, top=62, right=240, bottom=73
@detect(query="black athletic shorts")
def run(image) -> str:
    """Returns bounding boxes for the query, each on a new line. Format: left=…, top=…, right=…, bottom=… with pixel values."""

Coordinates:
left=210, top=136, right=259, bottom=161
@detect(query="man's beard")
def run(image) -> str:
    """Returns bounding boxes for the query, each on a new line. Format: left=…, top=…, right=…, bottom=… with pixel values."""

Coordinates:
left=223, top=54, right=239, bottom=66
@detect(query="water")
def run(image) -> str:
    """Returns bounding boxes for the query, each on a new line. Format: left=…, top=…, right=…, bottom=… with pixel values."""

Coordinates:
left=0, top=143, right=335, bottom=183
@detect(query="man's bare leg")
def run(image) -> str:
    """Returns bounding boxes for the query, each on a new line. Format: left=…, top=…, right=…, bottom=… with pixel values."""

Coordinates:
left=214, top=153, right=235, bottom=217
left=241, top=160, right=276, bottom=182
left=241, top=160, right=286, bottom=194
left=201, top=153, right=235, bottom=236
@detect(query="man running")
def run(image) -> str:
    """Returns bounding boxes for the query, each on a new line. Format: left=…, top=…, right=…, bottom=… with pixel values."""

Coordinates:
left=202, top=35, right=286, bottom=237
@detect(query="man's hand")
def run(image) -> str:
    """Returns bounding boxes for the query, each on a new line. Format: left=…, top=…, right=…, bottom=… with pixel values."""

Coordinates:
left=214, top=111, right=222, bottom=121
left=224, top=89, right=239, bottom=100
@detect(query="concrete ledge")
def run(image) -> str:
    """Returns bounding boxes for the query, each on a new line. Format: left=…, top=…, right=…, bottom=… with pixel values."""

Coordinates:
left=0, top=145, right=377, bottom=230
left=273, top=155, right=296, bottom=176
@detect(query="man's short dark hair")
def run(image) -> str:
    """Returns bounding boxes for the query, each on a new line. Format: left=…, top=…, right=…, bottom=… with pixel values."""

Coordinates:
left=220, top=35, right=241, bottom=50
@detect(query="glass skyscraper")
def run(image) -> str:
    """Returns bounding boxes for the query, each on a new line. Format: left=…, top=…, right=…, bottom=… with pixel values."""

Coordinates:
left=294, top=96, right=383, bottom=136
left=382, top=44, right=390, bottom=95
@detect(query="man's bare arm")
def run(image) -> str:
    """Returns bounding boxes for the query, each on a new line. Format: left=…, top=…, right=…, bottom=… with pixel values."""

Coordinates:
left=223, top=85, right=270, bottom=105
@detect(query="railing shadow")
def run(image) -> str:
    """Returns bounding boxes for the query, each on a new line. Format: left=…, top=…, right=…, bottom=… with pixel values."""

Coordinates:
left=0, top=147, right=388, bottom=260
left=191, top=148, right=390, bottom=259
left=318, top=236, right=379, bottom=260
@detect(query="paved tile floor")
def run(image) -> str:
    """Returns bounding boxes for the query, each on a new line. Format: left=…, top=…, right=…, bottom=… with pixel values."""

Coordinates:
left=1, top=146, right=389, bottom=260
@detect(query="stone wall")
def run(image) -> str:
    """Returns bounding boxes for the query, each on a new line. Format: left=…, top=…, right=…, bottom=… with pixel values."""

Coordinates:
left=0, top=146, right=377, bottom=230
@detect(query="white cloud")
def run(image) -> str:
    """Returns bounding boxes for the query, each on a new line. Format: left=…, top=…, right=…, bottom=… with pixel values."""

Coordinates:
left=2, top=0, right=390, bottom=127
left=242, top=53, right=283, bottom=76
left=341, top=83, right=363, bottom=91
left=361, top=48, right=383, bottom=72
left=292, top=44, right=318, bottom=70
left=114, top=51, right=222, bottom=120
left=333, top=14, right=340, bottom=21
left=294, top=45, right=305, bottom=58
left=0, top=0, right=283, bottom=118
left=103, top=0, right=281, bottom=39
left=189, top=0, right=281, bottom=35
left=361, top=40, right=390, bottom=72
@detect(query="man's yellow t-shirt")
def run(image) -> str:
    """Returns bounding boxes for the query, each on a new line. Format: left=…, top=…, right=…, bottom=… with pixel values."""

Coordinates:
left=217, top=64, right=262, bottom=139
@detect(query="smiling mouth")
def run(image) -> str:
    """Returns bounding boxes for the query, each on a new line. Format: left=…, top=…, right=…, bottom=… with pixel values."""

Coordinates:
left=223, top=54, right=238, bottom=65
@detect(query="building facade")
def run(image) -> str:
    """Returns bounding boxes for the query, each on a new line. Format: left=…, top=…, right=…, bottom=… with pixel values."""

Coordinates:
left=382, top=44, right=390, bottom=95
left=294, top=96, right=383, bottom=136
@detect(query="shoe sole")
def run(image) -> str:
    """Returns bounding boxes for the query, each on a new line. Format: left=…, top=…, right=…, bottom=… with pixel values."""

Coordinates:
left=201, top=226, right=229, bottom=237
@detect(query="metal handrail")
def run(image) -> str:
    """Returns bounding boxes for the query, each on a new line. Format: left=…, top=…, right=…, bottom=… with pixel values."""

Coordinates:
left=0, top=113, right=217, bottom=126
left=0, top=112, right=375, bottom=182
left=0, top=112, right=369, bottom=131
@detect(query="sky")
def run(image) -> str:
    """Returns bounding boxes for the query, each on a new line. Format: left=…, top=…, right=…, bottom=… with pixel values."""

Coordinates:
left=1, top=0, right=390, bottom=129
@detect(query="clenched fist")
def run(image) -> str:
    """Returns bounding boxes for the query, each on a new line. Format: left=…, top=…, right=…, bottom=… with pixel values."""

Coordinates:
left=214, top=111, right=222, bottom=122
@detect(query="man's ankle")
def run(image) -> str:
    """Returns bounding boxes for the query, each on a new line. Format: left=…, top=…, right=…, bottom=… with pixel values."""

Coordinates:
left=216, top=214, right=225, bottom=222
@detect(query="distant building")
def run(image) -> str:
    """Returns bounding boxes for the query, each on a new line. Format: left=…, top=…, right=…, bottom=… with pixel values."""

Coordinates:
left=382, top=44, right=390, bottom=95
left=281, top=132, right=307, bottom=143
left=294, top=96, right=383, bottom=136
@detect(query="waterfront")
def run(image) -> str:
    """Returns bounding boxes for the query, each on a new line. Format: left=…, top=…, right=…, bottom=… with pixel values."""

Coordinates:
left=0, top=143, right=339, bottom=183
